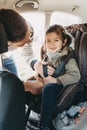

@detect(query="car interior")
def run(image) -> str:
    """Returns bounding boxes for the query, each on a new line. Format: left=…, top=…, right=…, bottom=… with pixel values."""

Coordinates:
left=0, top=0, right=87, bottom=130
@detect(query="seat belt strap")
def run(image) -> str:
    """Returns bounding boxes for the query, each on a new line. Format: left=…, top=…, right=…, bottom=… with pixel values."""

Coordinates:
left=43, top=51, right=75, bottom=78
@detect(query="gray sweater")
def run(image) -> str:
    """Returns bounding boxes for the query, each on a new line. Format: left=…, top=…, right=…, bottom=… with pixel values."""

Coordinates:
left=47, top=46, right=81, bottom=86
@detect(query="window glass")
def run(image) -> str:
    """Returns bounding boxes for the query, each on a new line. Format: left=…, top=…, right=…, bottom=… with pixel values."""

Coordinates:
left=50, top=11, right=83, bottom=26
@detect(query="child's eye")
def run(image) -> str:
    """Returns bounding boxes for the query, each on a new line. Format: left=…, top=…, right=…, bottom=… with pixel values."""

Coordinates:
left=47, top=40, right=51, bottom=43
left=55, top=39, right=58, bottom=42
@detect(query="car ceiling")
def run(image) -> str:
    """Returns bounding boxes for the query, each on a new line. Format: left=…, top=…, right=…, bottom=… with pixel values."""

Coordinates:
left=0, top=0, right=87, bottom=22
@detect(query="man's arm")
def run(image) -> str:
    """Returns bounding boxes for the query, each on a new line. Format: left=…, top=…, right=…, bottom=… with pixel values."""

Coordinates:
left=22, top=43, right=38, bottom=69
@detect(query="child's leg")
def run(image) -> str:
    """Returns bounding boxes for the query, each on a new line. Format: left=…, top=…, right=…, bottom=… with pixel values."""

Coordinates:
left=40, top=83, right=63, bottom=127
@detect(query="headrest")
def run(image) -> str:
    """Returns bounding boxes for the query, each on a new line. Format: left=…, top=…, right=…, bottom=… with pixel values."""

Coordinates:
left=0, top=23, right=8, bottom=54
left=65, top=23, right=87, bottom=38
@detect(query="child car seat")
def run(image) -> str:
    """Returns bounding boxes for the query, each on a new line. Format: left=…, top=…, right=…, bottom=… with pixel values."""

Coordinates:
left=25, top=23, right=87, bottom=127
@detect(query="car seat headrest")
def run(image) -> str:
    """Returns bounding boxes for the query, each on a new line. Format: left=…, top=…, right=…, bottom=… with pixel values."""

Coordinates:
left=65, top=23, right=87, bottom=38
left=0, top=23, right=8, bottom=54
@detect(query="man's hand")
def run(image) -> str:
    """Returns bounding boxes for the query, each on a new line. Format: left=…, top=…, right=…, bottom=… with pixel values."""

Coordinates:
left=34, top=61, right=44, bottom=77
left=23, top=80, right=44, bottom=94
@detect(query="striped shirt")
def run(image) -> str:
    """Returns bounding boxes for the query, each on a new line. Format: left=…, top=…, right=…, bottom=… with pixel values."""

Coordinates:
left=22, top=43, right=37, bottom=68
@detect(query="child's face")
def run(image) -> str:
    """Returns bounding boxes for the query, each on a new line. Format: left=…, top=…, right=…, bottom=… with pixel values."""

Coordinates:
left=46, top=32, right=65, bottom=52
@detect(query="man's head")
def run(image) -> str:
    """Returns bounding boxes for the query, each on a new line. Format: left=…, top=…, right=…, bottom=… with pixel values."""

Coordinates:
left=0, top=8, right=33, bottom=48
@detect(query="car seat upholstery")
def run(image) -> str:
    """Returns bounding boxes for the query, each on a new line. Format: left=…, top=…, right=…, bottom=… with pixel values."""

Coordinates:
left=66, top=23, right=87, bottom=99
left=53, top=23, right=87, bottom=117
left=0, top=23, right=25, bottom=130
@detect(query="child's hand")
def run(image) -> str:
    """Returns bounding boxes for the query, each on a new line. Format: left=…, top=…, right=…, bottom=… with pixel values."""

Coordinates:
left=47, top=65, right=55, bottom=76
left=43, top=76, right=57, bottom=84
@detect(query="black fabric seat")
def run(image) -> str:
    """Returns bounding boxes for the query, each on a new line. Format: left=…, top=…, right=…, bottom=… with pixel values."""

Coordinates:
left=53, top=23, right=87, bottom=115
left=0, top=23, right=25, bottom=130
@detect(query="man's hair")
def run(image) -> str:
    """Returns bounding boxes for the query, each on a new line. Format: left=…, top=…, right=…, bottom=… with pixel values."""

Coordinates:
left=0, top=8, right=28, bottom=42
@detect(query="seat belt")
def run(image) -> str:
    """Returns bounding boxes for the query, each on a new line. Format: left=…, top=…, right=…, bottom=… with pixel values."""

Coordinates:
left=43, top=51, right=75, bottom=78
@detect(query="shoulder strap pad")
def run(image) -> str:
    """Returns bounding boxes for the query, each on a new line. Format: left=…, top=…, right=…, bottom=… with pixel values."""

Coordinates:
left=52, top=50, right=75, bottom=78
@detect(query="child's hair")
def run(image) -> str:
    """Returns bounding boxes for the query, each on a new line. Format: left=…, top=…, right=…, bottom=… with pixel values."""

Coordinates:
left=46, top=24, right=72, bottom=46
